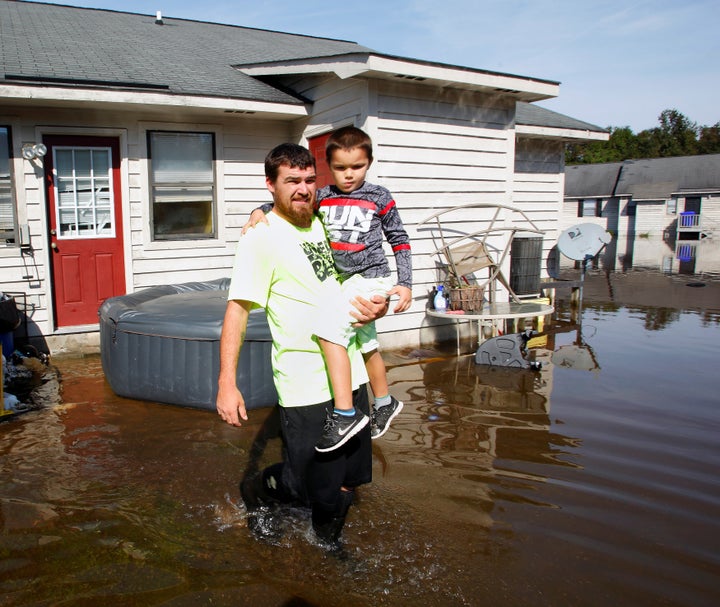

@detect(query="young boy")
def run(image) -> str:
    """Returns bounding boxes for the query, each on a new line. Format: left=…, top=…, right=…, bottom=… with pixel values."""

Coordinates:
left=245, top=126, right=412, bottom=452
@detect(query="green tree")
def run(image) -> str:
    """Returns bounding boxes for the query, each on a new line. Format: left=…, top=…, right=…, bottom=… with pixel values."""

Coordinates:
left=565, top=109, right=716, bottom=164
left=654, top=109, right=698, bottom=156
left=698, top=122, right=720, bottom=154
left=566, top=126, right=640, bottom=164
left=635, top=127, right=661, bottom=159
left=602, top=126, right=641, bottom=161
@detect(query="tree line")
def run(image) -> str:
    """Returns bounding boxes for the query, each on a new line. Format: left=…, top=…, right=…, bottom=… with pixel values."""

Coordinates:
left=565, top=109, right=720, bottom=165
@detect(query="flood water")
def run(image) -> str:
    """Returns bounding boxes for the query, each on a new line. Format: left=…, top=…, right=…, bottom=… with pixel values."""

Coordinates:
left=1, top=270, right=719, bottom=606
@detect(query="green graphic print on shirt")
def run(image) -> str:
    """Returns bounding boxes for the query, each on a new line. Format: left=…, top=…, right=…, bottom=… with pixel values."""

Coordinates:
left=301, top=239, right=337, bottom=283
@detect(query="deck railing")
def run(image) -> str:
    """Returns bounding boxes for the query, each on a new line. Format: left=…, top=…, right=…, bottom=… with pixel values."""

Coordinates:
left=678, top=212, right=701, bottom=230
left=676, top=243, right=697, bottom=262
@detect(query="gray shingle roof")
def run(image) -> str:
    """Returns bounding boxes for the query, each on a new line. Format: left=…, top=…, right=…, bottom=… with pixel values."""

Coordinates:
left=0, top=1, right=373, bottom=104
left=565, top=162, right=623, bottom=198
left=616, top=155, right=720, bottom=197
left=565, top=154, right=720, bottom=199
left=516, top=102, right=607, bottom=133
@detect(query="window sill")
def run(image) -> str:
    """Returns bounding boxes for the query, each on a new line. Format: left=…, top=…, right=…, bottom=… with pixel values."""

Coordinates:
left=142, top=239, right=226, bottom=252
left=0, top=245, right=21, bottom=256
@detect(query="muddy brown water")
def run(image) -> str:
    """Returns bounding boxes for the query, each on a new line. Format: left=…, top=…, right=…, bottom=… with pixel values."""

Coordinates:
left=1, top=271, right=719, bottom=606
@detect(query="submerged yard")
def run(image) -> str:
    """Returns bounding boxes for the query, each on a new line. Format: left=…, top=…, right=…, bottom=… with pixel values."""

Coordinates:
left=0, top=269, right=719, bottom=606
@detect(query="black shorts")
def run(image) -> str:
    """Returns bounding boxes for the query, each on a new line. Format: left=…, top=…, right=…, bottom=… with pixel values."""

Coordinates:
left=278, top=385, right=372, bottom=510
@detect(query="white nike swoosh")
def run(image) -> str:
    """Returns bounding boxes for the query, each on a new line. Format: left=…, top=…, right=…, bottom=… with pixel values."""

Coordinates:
left=338, top=421, right=360, bottom=436
left=338, top=418, right=366, bottom=436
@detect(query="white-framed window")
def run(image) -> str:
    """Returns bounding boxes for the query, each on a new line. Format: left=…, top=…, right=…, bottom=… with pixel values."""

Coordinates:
left=666, top=198, right=677, bottom=215
left=0, top=126, right=18, bottom=245
left=148, top=131, right=216, bottom=240
left=578, top=198, right=601, bottom=218
left=53, top=147, right=114, bottom=238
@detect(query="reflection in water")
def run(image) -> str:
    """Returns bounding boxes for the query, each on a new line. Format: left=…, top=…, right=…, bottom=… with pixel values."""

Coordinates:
left=559, top=224, right=720, bottom=278
left=1, top=290, right=720, bottom=605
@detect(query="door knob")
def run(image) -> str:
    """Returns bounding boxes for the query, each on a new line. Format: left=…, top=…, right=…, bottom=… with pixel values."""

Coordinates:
left=51, top=242, right=58, bottom=251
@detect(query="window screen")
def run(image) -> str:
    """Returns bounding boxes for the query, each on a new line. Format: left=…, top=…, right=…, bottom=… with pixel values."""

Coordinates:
left=0, top=127, right=17, bottom=244
left=149, top=131, right=215, bottom=240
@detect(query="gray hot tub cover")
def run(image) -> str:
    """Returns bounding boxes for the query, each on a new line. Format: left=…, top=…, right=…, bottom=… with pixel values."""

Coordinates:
left=99, top=278, right=277, bottom=410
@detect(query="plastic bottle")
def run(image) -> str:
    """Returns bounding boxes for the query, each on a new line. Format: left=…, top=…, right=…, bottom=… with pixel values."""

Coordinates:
left=433, top=285, right=447, bottom=312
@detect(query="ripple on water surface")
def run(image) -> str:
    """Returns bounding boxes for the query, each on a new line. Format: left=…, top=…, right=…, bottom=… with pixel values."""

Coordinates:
left=1, top=301, right=719, bottom=606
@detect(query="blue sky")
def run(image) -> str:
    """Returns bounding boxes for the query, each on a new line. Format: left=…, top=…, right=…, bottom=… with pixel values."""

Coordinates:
left=37, top=0, right=720, bottom=132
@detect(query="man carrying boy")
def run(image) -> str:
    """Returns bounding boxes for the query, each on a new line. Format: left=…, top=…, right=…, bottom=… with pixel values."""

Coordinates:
left=246, top=126, right=412, bottom=453
left=217, top=143, right=388, bottom=547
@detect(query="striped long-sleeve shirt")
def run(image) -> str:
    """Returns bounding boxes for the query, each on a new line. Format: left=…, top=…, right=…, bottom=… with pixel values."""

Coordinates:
left=316, top=181, right=412, bottom=288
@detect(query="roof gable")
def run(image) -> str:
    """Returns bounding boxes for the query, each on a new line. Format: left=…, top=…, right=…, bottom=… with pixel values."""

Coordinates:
left=236, top=53, right=560, bottom=102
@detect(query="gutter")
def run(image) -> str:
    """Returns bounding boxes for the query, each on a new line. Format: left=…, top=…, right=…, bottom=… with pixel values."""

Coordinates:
left=0, top=83, right=309, bottom=117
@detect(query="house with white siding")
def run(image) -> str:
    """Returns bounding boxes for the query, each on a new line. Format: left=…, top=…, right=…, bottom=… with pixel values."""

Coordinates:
left=563, top=154, right=720, bottom=274
left=0, top=0, right=607, bottom=353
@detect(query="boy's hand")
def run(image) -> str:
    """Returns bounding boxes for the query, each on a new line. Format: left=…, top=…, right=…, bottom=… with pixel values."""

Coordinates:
left=241, top=208, right=269, bottom=235
left=387, top=285, right=412, bottom=313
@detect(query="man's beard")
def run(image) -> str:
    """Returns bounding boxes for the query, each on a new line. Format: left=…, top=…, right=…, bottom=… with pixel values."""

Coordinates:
left=284, top=199, right=314, bottom=227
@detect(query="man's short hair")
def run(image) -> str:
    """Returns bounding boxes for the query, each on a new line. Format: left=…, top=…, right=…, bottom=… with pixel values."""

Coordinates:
left=265, top=143, right=316, bottom=181
left=325, top=126, right=373, bottom=164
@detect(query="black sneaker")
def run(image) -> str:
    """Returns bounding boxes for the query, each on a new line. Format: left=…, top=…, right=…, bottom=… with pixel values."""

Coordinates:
left=371, top=397, right=403, bottom=439
left=315, top=410, right=369, bottom=453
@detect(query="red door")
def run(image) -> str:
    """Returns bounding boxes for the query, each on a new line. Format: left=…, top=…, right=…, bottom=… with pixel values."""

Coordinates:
left=44, top=136, right=126, bottom=327
left=308, top=132, right=333, bottom=188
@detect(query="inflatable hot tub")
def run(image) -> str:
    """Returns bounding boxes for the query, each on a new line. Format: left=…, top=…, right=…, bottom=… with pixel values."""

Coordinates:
left=99, top=279, right=277, bottom=410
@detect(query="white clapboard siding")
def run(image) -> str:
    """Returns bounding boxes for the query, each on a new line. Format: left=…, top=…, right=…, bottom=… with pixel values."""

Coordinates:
left=511, top=139, right=565, bottom=272
left=281, top=74, right=369, bottom=134
left=354, top=83, right=521, bottom=347
left=2, top=73, right=575, bottom=350
left=2, top=129, right=52, bottom=329
left=1, top=105, right=291, bottom=340
left=635, top=201, right=677, bottom=234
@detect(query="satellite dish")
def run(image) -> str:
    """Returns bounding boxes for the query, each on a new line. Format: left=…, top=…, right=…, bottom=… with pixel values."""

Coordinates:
left=546, top=245, right=561, bottom=279
left=557, top=223, right=612, bottom=261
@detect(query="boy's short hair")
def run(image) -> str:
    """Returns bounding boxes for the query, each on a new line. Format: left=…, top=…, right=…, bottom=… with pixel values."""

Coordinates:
left=265, top=143, right=316, bottom=181
left=325, top=126, right=373, bottom=164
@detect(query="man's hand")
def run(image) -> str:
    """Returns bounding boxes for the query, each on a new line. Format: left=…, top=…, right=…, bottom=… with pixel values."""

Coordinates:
left=387, top=285, right=412, bottom=313
left=350, top=293, right=390, bottom=326
left=216, top=383, right=248, bottom=427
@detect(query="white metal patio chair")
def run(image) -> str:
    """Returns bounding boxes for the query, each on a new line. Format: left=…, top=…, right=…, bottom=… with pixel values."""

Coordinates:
left=419, top=203, right=545, bottom=304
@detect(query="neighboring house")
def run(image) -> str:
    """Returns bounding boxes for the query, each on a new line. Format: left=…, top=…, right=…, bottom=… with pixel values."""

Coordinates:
left=563, top=154, right=720, bottom=274
left=0, top=1, right=606, bottom=353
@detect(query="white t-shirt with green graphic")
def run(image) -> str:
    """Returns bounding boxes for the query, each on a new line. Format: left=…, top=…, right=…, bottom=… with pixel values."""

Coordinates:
left=227, top=212, right=369, bottom=407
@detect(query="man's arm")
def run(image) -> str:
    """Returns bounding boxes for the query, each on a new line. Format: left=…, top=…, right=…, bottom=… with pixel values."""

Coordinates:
left=350, top=293, right=390, bottom=326
left=217, top=299, right=253, bottom=426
